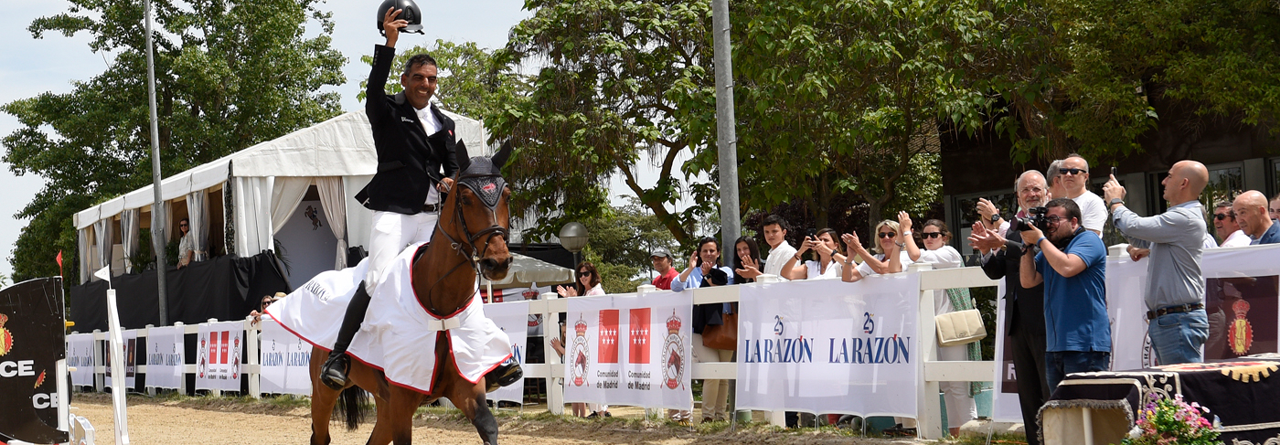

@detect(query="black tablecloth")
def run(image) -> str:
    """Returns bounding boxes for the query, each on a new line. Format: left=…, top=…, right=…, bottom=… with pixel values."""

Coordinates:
left=69, top=251, right=290, bottom=331
left=1041, top=357, right=1280, bottom=444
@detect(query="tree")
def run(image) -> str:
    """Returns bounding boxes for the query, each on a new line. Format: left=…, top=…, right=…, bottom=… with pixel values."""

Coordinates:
left=2, top=0, right=346, bottom=282
left=357, top=39, right=529, bottom=125
left=702, top=0, right=992, bottom=230
left=488, top=0, right=719, bottom=245
left=979, top=0, right=1280, bottom=164
left=579, top=197, right=678, bottom=294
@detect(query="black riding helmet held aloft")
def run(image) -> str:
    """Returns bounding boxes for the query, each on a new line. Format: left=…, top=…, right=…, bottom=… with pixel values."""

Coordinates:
left=377, top=0, right=424, bottom=35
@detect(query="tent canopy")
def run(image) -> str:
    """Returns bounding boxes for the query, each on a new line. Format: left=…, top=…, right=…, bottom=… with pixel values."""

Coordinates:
left=73, top=109, right=489, bottom=230
left=73, top=108, right=491, bottom=284
left=482, top=253, right=575, bottom=289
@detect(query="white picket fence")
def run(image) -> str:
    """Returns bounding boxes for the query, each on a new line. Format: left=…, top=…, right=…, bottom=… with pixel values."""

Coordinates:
left=73, top=263, right=998, bottom=440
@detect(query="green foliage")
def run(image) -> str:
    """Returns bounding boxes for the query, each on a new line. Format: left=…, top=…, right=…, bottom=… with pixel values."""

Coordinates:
left=579, top=197, right=678, bottom=293
left=357, top=39, right=529, bottom=122
left=491, top=0, right=719, bottom=245
left=702, top=0, right=992, bottom=230
left=980, top=0, right=1280, bottom=163
left=3, top=0, right=346, bottom=282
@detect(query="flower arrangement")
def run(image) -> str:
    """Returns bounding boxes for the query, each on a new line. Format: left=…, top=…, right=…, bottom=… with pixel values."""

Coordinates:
left=1120, top=392, right=1221, bottom=445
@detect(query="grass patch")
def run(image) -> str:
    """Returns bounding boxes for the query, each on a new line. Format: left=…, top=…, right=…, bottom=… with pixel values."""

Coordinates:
left=953, top=431, right=1029, bottom=445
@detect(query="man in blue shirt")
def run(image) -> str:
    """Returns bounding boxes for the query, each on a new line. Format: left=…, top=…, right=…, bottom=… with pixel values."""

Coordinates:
left=1234, top=191, right=1280, bottom=245
left=1019, top=198, right=1110, bottom=391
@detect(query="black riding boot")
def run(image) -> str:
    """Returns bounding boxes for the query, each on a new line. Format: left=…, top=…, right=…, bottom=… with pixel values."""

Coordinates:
left=320, top=281, right=372, bottom=390
left=484, top=356, right=524, bottom=393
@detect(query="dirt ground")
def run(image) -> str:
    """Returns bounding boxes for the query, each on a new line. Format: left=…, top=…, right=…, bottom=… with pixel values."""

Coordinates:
left=68, top=393, right=937, bottom=444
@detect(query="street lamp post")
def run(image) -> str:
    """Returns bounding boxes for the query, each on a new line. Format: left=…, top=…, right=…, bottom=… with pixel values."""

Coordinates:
left=558, top=222, right=589, bottom=269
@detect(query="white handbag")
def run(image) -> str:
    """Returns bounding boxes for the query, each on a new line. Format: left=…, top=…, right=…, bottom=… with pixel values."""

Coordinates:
left=935, top=309, right=987, bottom=347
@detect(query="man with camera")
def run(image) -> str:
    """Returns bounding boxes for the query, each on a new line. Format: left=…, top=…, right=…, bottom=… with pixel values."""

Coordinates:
left=1018, top=198, right=1110, bottom=391
left=969, top=170, right=1050, bottom=445
left=1103, top=160, right=1210, bottom=365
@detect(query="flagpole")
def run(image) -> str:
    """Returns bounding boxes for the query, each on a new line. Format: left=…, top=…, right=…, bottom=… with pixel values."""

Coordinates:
left=144, top=0, right=169, bottom=324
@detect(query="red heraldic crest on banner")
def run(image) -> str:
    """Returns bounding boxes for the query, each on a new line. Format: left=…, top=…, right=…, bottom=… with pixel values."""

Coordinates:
left=629, top=308, right=651, bottom=364
left=0, top=314, right=12, bottom=356
left=599, top=309, right=620, bottom=364
left=1230, top=299, right=1255, bottom=356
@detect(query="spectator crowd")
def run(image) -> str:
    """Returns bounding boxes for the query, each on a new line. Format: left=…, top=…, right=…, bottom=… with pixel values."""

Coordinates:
left=539, top=154, right=1280, bottom=440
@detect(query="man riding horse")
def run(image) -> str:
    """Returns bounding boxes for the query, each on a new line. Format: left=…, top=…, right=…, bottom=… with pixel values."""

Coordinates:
left=319, top=3, right=520, bottom=393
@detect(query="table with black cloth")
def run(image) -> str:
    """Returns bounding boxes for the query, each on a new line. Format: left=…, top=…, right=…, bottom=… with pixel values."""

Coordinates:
left=1038, top=357, right=1280, bottom=445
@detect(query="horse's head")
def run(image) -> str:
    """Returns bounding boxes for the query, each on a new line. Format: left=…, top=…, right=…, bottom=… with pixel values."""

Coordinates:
left=440, top=140, right=514, bottom=281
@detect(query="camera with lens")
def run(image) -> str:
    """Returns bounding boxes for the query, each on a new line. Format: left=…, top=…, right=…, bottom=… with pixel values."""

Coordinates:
left=1015, top=206, right=1049, bottom=232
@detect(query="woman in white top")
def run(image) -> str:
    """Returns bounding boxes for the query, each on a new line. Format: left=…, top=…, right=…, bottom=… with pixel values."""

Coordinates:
left=553, top=262, right=608, bottom=418
left=781, top=228, right=846, bottom=280
left=841, top=220, right=911, bottom=282
left=177, top=218, right=195, bottom=268
left=899, top=212, right=976, bottom=437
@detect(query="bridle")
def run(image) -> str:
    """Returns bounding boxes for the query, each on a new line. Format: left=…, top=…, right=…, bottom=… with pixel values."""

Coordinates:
left=419, top=171, right=510, bottom=316
left=437, top=171, right=510, bottom=266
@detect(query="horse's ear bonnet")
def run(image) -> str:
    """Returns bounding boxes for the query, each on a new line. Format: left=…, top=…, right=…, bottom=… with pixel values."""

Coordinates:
left=454, top=140, right=512, bottom=210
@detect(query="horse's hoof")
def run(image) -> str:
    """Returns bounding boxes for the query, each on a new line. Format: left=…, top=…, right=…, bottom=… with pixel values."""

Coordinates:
left=319, top=354, right=350, bottom=390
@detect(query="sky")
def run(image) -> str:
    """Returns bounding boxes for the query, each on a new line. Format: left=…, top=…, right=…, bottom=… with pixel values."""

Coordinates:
left=0, top=0, right=696, bottom=279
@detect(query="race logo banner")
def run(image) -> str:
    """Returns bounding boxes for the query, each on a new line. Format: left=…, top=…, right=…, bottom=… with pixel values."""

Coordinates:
left=484, top=300, right=529, bottom=404
left=104, top=329, right=138, bottom=390
left=196, top=321, right=244, bottom=391
left=66, top=333, right=95, bottom=387
left=0, top=277, right=70, bottom=444
left=736, top=275, right=920, bottom=416
left=563, top=292, right=693, bottom=410
left=145, top=325, right=185, bottom=390
left=259, top=318, right=311, bottom=395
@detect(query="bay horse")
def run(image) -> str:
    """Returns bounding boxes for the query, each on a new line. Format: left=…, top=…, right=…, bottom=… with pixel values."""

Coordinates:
left=309, top=141, right=516, bottom=445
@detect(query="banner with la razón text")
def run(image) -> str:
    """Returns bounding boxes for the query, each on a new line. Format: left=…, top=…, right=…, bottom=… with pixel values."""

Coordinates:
left=736, top=275, right=921, bottom=417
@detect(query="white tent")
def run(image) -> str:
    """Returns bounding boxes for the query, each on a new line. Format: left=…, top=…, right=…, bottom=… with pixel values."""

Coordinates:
left=73, top=109, right=491, bottom=285
left=483, top=253, right=575, bottom=290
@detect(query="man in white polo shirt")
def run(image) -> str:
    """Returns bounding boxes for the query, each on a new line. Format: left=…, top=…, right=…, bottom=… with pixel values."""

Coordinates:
left=1058, top=154, right=1107, bottom=235
left=760, top=215, right=798, bottom=278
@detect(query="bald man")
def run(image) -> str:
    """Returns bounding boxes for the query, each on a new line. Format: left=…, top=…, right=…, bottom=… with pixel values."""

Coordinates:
left=1103, top=160, right=1210, bottom=364
left=1234, top=191, right=1280, bottom=245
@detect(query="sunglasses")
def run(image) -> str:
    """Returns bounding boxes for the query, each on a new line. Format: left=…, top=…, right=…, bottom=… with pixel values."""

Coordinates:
left=878, top=232, right=896, bottom=239
left=921, top=232, right=944, bottom=239
left=578, top=270, right=592, bottom=277
left=1214, top=213, right=1232, bottom=220
left=1058, top=168, right=1087, bottom=176
left=180, top=224, right=189, bottom=227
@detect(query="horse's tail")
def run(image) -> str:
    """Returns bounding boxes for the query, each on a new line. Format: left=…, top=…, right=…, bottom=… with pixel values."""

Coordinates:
left=333, top=385, right=371, bottom=431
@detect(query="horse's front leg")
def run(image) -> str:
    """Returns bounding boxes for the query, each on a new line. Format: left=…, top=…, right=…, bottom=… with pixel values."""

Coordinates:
left=445, top=378, right=499, bottom=445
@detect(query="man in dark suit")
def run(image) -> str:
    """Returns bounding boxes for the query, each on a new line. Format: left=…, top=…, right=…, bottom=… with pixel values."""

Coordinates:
left=319, top=7, right=521, bottom=390
left=969, top=170, right=1051, bottom=445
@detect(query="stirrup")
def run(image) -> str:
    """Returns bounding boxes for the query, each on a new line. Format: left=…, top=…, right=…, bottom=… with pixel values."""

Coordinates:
left=319, top=353, right=350, bottom=390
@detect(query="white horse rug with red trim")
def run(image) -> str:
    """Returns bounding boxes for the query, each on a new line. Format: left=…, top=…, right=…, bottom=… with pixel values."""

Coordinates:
left=267, top=242, right=513, bottom=393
